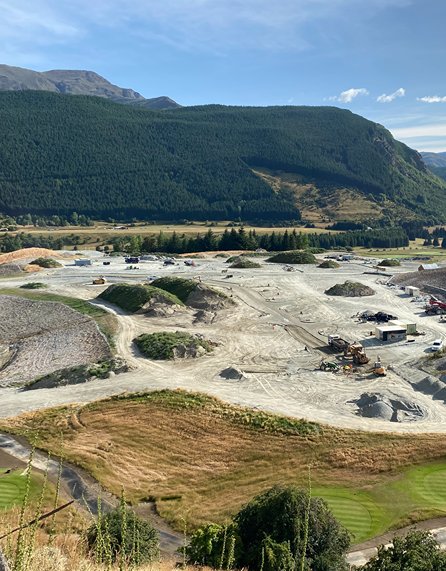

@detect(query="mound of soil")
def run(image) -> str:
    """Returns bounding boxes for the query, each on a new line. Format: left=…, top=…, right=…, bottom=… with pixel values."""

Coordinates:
left=0, top=295, right=110, bottom=387
left=267, top=250, right=317, bottom=265
left=379, top=258, right=401, bottom=267
left=193, top=310, right=216, bottom=324
left=229, top=257, right=261, bottom=269
left=0, top=263, right=23, bottom=277
left=352, top=393, right=425, bottom=422
left=325, top=281, right=375, bottom=297
left=318, top=260, right=340, bottom=269
left=135, top=331, right=212, bottom=360
left=186, top=284, right=232, bottom=311
left=219, top=366, right=245, bottom=380
left=391, top=267, right=446, bottom=296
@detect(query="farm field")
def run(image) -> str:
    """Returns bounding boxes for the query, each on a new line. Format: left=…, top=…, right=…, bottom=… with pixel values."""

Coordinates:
left=4, top=391, right=446, bottom=544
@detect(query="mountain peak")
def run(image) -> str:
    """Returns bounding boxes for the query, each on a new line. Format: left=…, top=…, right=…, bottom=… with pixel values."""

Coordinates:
left=0, top=64, right=180, bottom=109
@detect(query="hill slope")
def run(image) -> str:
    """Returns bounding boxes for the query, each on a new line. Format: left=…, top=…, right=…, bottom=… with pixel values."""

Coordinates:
left=0, top=64, right=179, bottom=109
left=0, top=92, right=445, bottom=222
left=421, top=151, right=446, bottom=168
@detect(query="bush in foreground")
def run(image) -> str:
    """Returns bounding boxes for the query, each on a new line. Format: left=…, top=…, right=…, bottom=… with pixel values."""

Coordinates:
left=86, top=506, right=159, bottom=565
left=135, top=331, right=212, bottom=360
left=186, top=485, right=350, bottom=571
left=267, top=251, right=317, bottom=265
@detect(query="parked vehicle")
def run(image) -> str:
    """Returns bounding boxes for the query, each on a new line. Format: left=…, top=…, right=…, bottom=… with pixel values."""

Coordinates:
left=431, top=339, right=444, bottom=352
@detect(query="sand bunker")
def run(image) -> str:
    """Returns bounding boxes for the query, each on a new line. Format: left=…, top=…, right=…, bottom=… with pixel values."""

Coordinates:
left=352, top=393, right=426, bottom=422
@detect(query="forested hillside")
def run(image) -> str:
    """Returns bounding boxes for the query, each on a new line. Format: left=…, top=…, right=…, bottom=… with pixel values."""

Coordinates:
left=0, top=92, right=445, bottom=222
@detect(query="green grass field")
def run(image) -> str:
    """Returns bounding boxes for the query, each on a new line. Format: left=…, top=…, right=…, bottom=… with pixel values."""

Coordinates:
left=0, top=469, right=40, bottom=509
left=0, top=288, right=117, bottom=345
left=356, top=239, right=446, bottom=262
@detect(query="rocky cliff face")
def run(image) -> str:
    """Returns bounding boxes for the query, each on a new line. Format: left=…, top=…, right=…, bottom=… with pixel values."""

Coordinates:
left=0, top=64, right=179, bottom=109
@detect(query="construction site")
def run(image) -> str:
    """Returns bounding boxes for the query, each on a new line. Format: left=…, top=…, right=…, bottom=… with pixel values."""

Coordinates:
left=0, top=248, right=445, bottom=432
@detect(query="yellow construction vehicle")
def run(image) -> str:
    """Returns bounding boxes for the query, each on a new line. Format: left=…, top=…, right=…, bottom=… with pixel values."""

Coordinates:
left=344, top=343, right=370, bottom=365
left=92, top=276, right=107, bottom=285
left=371, top=360, right=386, bottom=376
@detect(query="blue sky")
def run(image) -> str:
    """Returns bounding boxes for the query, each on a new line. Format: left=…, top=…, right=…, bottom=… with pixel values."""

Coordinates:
left=1, top=0, right=446, bottom=151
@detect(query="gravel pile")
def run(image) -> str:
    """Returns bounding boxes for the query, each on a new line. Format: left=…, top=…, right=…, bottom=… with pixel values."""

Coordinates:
left=0, top=295, right=110, bottom=387
left=0, top=263, right=22, bottom=276
left=391, top=267, right=446, bottom=292
left=352, top=392, right=426, bottom=422
left=219, top=366, right=245, bottom=380
left=325, top=281, right=375, bottom=297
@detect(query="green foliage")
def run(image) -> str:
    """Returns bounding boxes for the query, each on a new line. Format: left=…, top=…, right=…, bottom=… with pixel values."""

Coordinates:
left=30, top=257, right=61, bottom=268
left=86, top=506, right=159, bottom=565
left=267, top=250, right=317, bottom=264
left=185, top=523, right=240, bottom=568
left=134, top=331, right=212, bottom=360
left=325, top=281, right=375, bottom=296
left=0, top=92, right=445, bottom=222
left=19, top=282, right=46, bottom=289
left=186, top=485, right=350, bottom=571
left=150, top=277, right=198, bottom=303
left=379, top=258, right=401, bottom=266
left=99, top=283, right=183, bottom=313
left=360, top=531, right=446, bottom=570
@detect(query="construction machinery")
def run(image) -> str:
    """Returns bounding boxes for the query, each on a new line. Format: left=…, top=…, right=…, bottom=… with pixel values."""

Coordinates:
left=371, top=360, right=386, bottom=376
left=344, top=342, right=370, bottom=365
left=320, top=360, right=340, bottom=372
left=92, top=276, right=107, bottom=285
left=425, top=297, right=446, bottom=315
left=328, top=334, right=350, bottom=352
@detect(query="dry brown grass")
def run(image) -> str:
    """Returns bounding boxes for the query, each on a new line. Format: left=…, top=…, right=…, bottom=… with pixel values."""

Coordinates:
left=3, top=390, right=446, bottom=534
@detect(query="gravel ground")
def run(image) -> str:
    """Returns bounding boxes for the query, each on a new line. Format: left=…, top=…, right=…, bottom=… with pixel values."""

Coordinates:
left=0, top=295, right=110, bottom=387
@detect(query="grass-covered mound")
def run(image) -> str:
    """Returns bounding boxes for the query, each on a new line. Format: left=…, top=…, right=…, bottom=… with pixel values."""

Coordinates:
left=267, top=250, right=317, bottom=264
left=318, top=260, right=340, bottom=269
left=325, top=281, right=375, bottom=297
left=99, top=283, right=183, bottom=313
left=30, top=257, right=62, bottom=268
left=229, top=257, right=262, bottom=269
left=19, top=282, right=46, bottom=289
left=135, top=332, right=212, bottom=360
left=379, top=258, right=401, bottom=267
left=151, top=277, right=230, bottom=310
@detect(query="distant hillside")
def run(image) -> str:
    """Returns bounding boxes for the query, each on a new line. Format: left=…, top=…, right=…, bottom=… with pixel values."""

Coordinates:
left=0, top=91, right=445, bottom=222
left=0, top=64, right=179, bottom=109
left=421, top=151, right=446, bottom=168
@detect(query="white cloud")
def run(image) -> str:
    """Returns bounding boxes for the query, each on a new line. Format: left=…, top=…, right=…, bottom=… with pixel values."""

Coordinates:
left=392, top=123, right=446, bottom=139
left=329, top=88, right=369, bottom=103
left=417, top=96, right=446, bottom=103
left=377, top=87, right=405, bottom=103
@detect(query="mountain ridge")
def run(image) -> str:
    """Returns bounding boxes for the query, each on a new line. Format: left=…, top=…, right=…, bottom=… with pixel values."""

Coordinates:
left=0, top=91, right=445, bottom=223
left=0, top=64, right=180, bottom=109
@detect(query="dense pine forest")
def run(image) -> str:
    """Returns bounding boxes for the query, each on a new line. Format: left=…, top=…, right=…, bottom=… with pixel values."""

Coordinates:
left=0, top=92, right=445, bottom=222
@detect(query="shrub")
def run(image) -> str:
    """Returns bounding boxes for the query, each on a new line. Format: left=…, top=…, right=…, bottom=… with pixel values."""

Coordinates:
left=86, top=506, right=159, bottom=565
left=19, top=282, right=46, bottom=289
left=135, top=331, right=212, bottom=360
left=267, top=251, right=316, bottom=264
left=30, top=257, right=62, bottom=268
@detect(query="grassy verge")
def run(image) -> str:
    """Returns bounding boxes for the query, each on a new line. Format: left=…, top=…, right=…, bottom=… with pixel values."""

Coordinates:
left=4, top=390, right=446, bottom=543
left=0, top=288, right=118, bottom=346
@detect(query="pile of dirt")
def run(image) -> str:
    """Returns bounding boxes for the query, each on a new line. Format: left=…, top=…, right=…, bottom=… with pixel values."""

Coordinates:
left=143, top=291, right=187, bottom=318
left=186, top=284, right=232, bottom=311
left=0, top=248, right=61, bottom=265
left=352, top=393, right=425, bottom=422
left=193, top=309, right=216, bottom=324
left=99, top=283, right=183, bottom=314
left=391, top=267, right=446, bottom=293
left=411, top=375, right=446, bottom=403
left=229, top=257, right=262, bottom=269
left=318, top=260, right=340, bottom=269
left=267, top=250, right=317, bottom=264
left=219, top=366, right=245, bottom=380
left=0, top=263, right=23, bottom=277
left=325, top=281, right=375, bottom=297
left=0, top=295, right=110, bottom=387
left=379, top=258, right=401, bottom=267
left=134, top=331, right=212, bottom=360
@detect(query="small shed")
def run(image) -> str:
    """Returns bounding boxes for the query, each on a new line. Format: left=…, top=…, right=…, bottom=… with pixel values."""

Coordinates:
left=388, top=320, right=417, bottom=335
left=418, top=263, right=439, bottom=271
left=375, top=325, right=407, bottom=342
left=405, top=286, right=420, bottom=297
left=75, top=259, right=92, bottom=266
